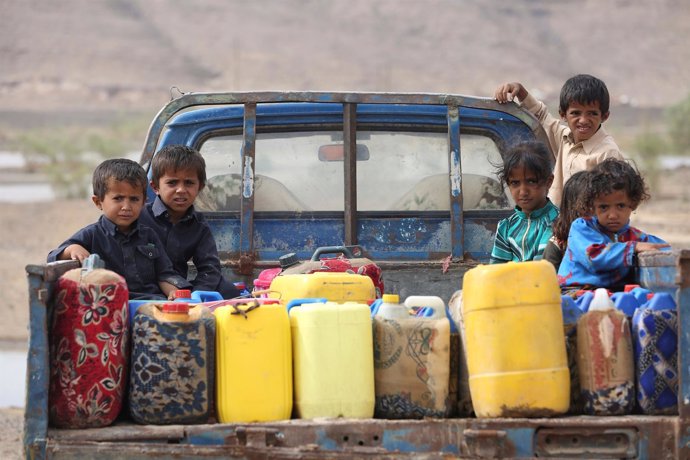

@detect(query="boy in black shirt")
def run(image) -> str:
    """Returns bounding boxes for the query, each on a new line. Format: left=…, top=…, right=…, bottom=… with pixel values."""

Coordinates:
left=139, top=145, right=240, bottom=298
left=48, top=158, right=190, bottom=300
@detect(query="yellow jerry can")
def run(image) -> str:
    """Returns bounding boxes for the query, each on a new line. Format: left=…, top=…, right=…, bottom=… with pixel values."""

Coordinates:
left=462, top=260, right=569, bottom=418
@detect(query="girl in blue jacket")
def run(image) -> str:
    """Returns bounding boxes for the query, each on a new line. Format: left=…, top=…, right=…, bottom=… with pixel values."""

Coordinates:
left=558, top=158, right=669, bottom=292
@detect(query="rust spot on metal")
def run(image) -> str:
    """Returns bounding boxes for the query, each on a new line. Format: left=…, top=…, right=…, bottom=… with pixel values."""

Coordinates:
left=238, top=253, right=256, bottom=276
left=463, top=429, right=515, bottom=458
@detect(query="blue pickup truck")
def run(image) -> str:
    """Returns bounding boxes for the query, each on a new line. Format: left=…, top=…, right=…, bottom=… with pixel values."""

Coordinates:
left=24, top=91, right=689, bottom=458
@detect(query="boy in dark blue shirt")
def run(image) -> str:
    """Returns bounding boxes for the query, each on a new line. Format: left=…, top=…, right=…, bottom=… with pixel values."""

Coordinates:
left=48, top=158, right=191, bottom=300
left=139, top=145, right=240, bottom=298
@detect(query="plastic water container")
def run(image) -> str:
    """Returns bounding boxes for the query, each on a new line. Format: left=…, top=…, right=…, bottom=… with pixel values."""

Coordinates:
left=577, top=288, right=635, bottom=415
left=214, top=298, right=293, bottom=422
left=252, top=267, right=282, bottom=297
left=629, top=286, right=653, bottom=306
left=129, top=302, right=215, bottom=424
left=232, top=282, right=251, bottom=297
left=561, top=295, right=583, bottom=413
left=48, top=258, right=130, bottom=428
left=561, top=295, right=583, bottom=325
left=575, top=291, right=594, bottom=312
left=373, top=294, right=450, bottom=419
left=407, top=295, right=458, bottom=417
left=191, top=290, right=223, bottom=302
left=611, top=291, right=640, bottom=317
left=632, top=292, right=678, bottom=414
left=269, top=272, right=376, bottom=305
left=289, top=298, right=374, bottom=419
left=447, top=289, right=474, bottom=416
left=128, top=289, right=222, bottom=323
left=463, top=260, right=569, bottom=418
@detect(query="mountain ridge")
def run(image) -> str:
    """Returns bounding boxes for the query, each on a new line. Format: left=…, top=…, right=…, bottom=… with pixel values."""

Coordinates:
left=2, top=0, right=688, bottom=117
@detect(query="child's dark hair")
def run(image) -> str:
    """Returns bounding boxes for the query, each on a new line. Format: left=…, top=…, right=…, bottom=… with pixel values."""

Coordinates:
left=92, top=158, right=147, bottom=199
left=496, top=141, right=554, bottom=185
left=151, top=145, right=207, bottom=188
left=559, top=74, right=610, bottom=115
left=552, top=171, right=589, bottom=243
left=583, top=158, right=649, bottom=211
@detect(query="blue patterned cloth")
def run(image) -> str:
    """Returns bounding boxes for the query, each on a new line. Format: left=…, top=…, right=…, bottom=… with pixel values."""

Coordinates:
left=632, top=305, right=678, bottom=414
left=129, top=305, right=215, bottom=424
left=558, top=217, right=667, bottom=290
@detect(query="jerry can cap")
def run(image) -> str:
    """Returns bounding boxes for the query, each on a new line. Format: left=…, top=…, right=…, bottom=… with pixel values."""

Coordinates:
left=174, top=289, right=192, bottom=299
left=382, top=294, right=399, bottom=303
left=162, top=302, right=190, bottom=314
left=279, top=252, right=300, bottom=268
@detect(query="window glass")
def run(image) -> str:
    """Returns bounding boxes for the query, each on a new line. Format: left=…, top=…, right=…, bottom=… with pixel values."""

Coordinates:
left=357, top=131, right=509, bottom=211
left=196, top=136, right=243, bottom=212
left=195, top=130, right=509, bottom=212
left=197, top=131, right=343, bottom=212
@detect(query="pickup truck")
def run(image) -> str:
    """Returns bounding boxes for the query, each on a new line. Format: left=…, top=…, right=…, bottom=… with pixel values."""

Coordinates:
left=23, top=91, right=688, bottom=459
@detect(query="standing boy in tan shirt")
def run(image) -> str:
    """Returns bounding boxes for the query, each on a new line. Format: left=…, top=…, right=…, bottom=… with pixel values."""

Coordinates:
left=494, top=74, right=623, bottom=207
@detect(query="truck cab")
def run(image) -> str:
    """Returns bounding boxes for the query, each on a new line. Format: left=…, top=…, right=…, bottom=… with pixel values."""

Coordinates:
left=140, top=91, right=548, bottom=300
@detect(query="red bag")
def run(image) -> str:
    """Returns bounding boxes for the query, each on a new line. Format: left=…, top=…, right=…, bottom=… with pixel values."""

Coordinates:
left=253, top=246, right=383, bottom=297
left=49, top=266, right=129, bottom=428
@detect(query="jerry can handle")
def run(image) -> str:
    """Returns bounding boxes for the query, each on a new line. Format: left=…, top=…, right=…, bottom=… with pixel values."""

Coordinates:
left=415, top=306, right=434, bottom=317
left=80, top=253, right=105, bottom=277
left=369, top=298, right=382, bottom=316
left=204, top=297, right=279, bottom=312
left=286, top=298, right=327, bottom=312
left=191, top=290, right=223, bottom=302
left=310, top=246, right=355, bottom=261
left=403, top=295, right=446, bottom=319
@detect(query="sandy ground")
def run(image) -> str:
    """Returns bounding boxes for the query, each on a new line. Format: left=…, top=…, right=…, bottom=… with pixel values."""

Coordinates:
left=0, top=167, right=689, bottom=457
left=0, top=199, right=100, bottom=459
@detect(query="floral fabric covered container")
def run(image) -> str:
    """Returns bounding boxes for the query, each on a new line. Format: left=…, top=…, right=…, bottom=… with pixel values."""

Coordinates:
left=49, top=267, right=129, bottom=428
left=129, top=303, right=215, bottom=424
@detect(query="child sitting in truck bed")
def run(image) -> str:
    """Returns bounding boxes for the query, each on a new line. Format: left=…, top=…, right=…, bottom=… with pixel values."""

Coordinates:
left=47, top=158, right=191, bottom=300
left=543, top=170, right=591, bottom=271
left=490, top=141, right=558, bottom=263
left=139, top=145, right=241, bottom=298
left=558, top=158, right=670, bottom=293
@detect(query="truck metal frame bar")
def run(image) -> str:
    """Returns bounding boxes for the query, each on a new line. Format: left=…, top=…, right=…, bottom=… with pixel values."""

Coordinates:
left=140, top=91, right=546, bottom=262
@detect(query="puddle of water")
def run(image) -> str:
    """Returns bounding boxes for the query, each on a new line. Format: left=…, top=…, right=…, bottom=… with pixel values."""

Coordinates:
left=0, top=183, right=55, bottom=202
left=0, top=349, right=27, bottom=408
left=0, top=151, right=26, bottom=168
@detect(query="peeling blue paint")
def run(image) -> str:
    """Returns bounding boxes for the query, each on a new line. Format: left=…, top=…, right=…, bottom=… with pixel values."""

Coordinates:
left=242, top=155, right=254, bottom=199
left=506, top=428, right=535, bottom=457
left=315, top=428, right=339, bottom=450
left=382, top=428, right=431, bottom=452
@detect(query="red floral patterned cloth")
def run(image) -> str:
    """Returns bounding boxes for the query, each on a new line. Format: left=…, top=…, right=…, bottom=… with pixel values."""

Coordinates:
left=49, top=268, right=129, bottom=428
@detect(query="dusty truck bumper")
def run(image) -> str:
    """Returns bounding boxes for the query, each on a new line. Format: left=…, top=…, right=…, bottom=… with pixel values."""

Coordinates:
left=41, top=416, right=678, bottom=459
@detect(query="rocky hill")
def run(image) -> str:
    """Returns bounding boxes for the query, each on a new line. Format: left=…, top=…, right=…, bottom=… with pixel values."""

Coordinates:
left=1, top=0, right=688, bottom=121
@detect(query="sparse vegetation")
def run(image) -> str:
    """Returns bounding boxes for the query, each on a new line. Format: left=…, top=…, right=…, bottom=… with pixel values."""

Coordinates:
left=631, top=131, right=667, bottom=193
left=667, top=93, right=690, bottom=155
left=629, top=92, right=690, bottom=194
left=10, top=116, right=148, bottom=198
